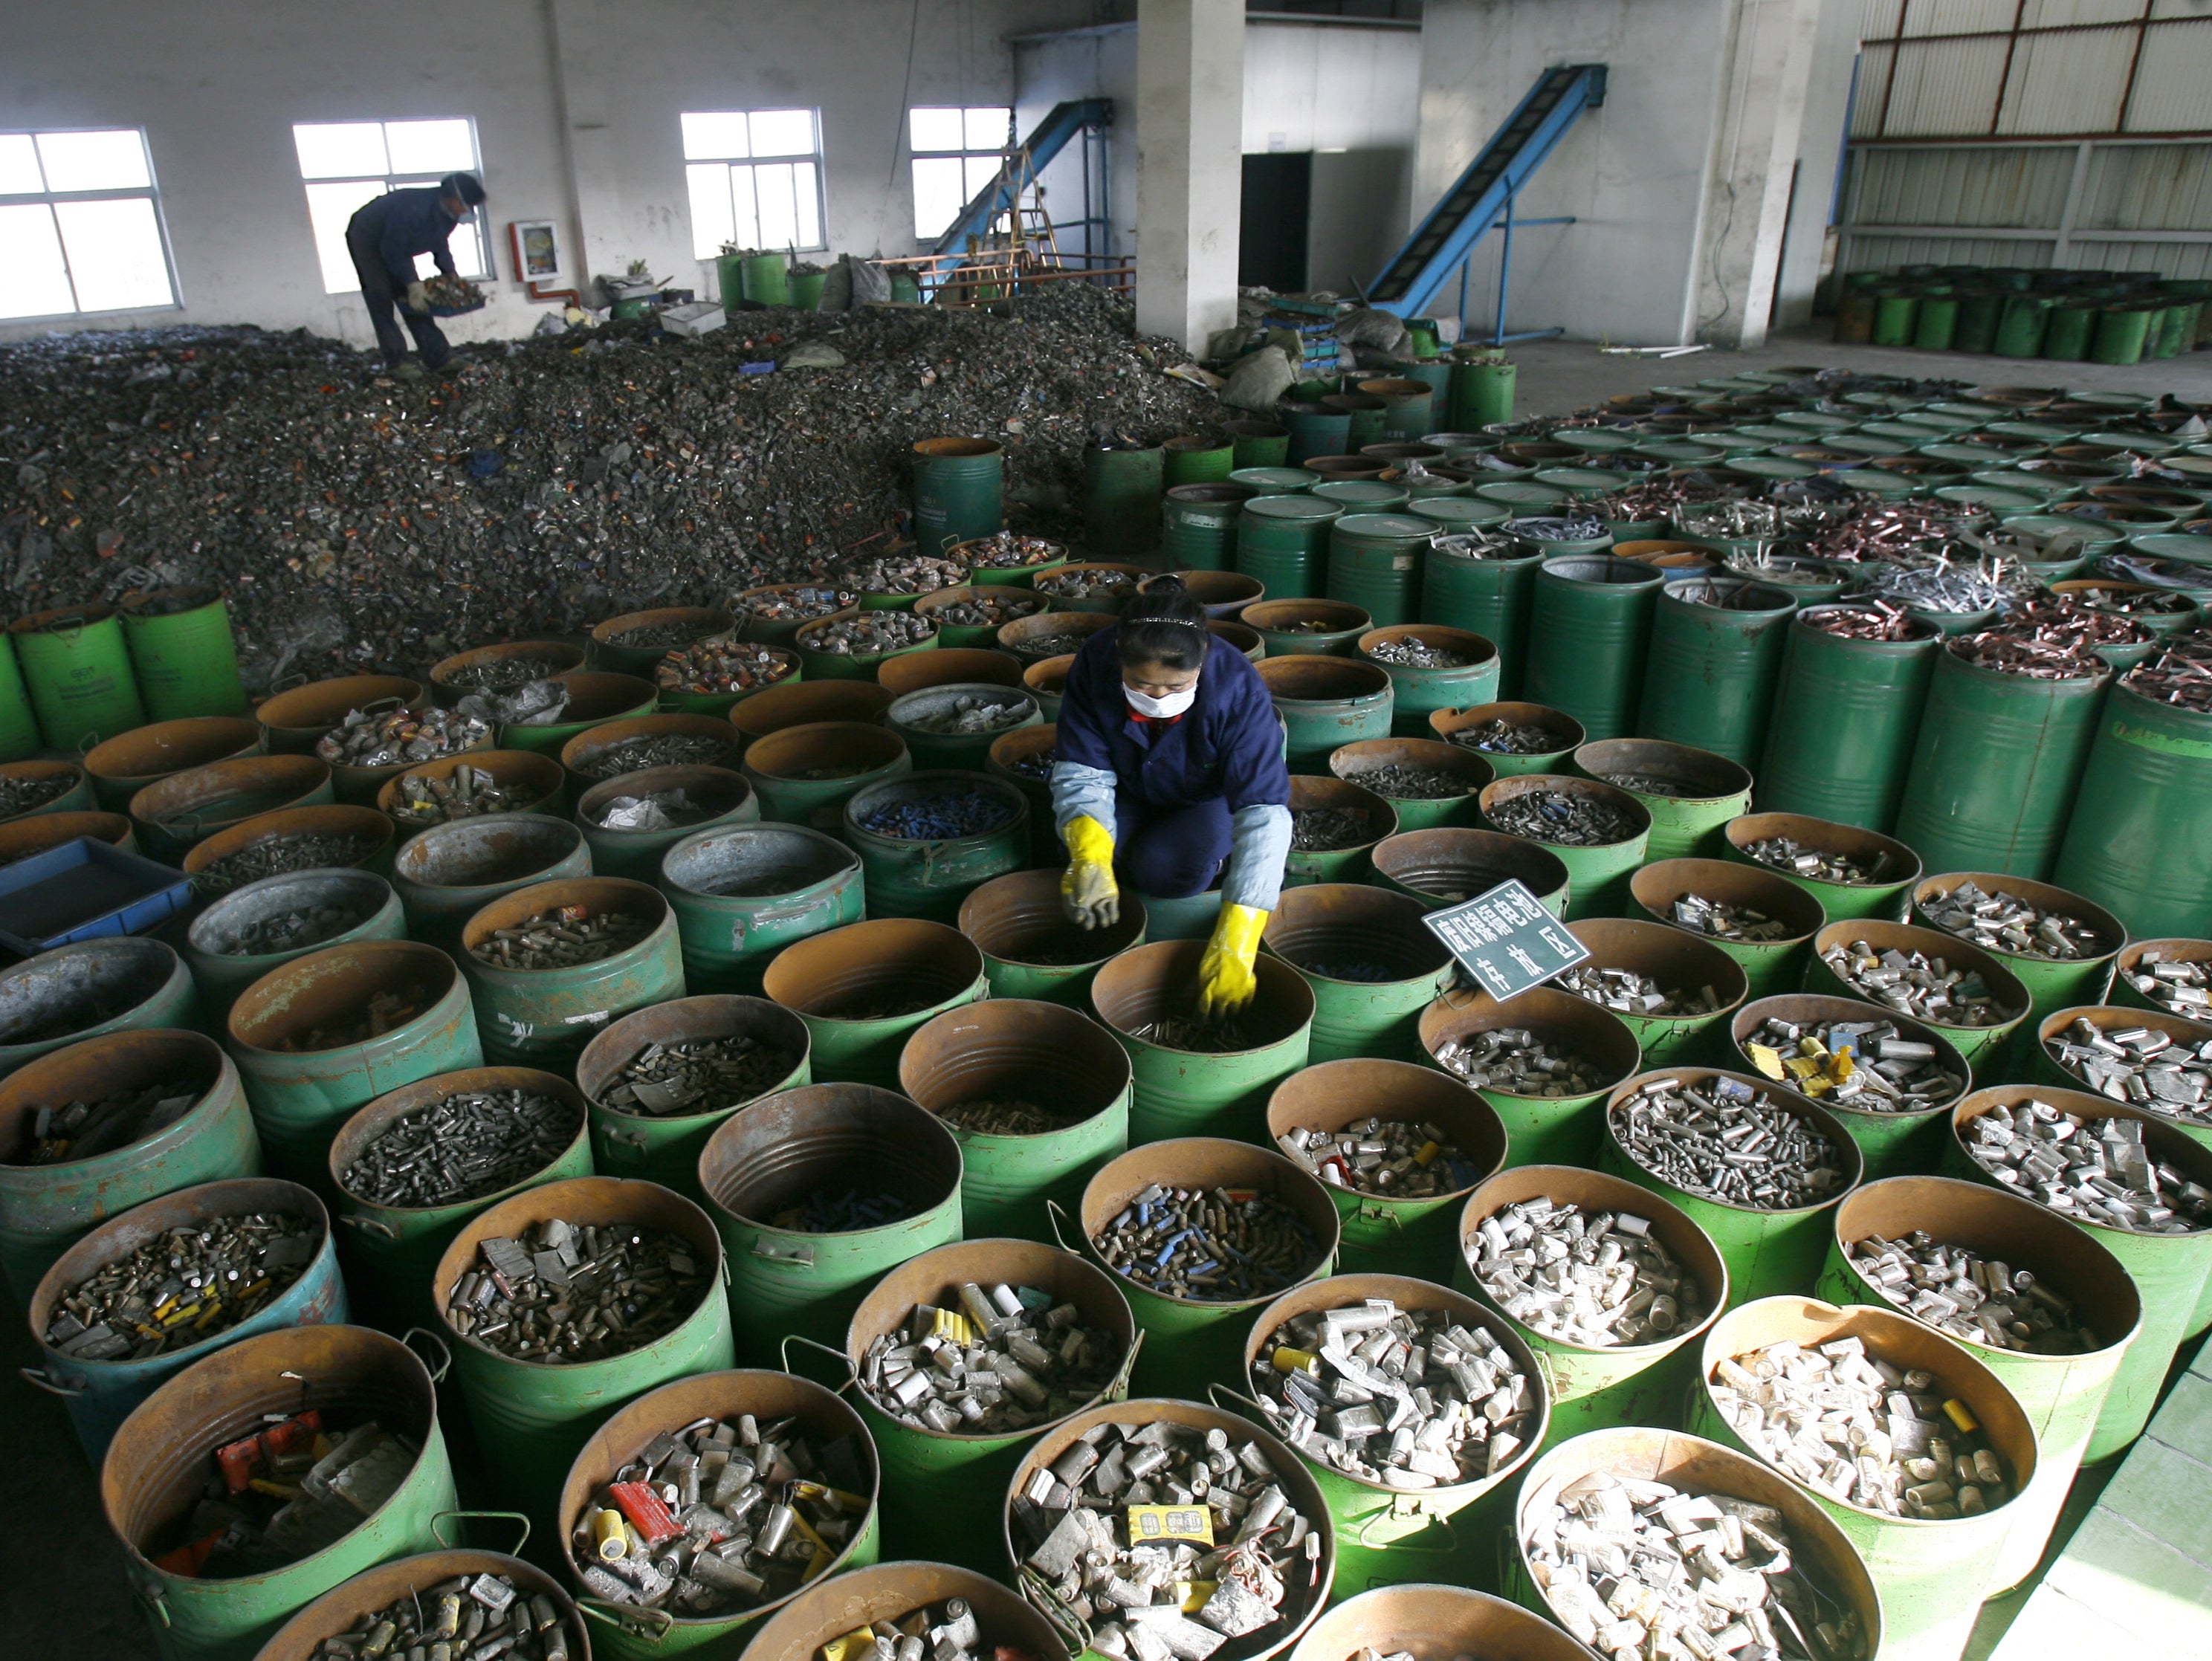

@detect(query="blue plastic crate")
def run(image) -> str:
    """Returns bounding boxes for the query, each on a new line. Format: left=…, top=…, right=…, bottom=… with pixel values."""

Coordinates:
left=0, top=837, right=193, bottom=956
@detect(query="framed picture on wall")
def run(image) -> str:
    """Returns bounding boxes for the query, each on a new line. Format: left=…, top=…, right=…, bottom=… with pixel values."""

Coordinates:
left=508, top=220, right=564, bottom=284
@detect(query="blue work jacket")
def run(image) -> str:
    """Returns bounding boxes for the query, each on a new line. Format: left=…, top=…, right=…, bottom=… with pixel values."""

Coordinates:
left=1055, top=626, right=1290, bottom=813
left=348, top=187, right=461, bottom=288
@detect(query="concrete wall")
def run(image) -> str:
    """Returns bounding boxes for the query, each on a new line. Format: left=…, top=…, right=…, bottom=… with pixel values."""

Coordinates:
left=0, top=0, right=1087, bottom=346
left=1015, top=17, right=1421, bottom=296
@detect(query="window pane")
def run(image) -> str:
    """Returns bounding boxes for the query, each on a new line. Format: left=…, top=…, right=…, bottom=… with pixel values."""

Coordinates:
left=54, top=196, right=172, bottom=311
left=688, top=163, right=736, bottom=259
left=793, top=161, right=822, bottom=249
left=965, top=155, right=1002, bottom=199
left=37, top=129, right=150, bottom=193
left=912, top=156, right=965, bottom=240
left=754, top=161, right=799, bottom=250
left=385, top=119, right=474, bottom=175
left=0, top=203, right=76, bottom=318
left=910, top=108, right=964, bottom=152
left=0, top=135, right=43, bottom=195
left=682, top=111, right=750, bottom=161
left=304, top=178, right=387, bottom=293
left=749, top=110, right=815, bottom=159
left=294, top=121, right=387, bottom=180
left=730, top=163, right=759, bottom=250
left=964, top=108, right=1010, bottom=152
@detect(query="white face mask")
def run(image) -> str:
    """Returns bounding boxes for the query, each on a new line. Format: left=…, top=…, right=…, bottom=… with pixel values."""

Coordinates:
left=1125, top=679, right=1197, bottom=719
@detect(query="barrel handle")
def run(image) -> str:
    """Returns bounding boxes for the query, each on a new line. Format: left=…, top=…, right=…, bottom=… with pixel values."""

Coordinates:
left=19, top=1366, right=85, bottom=1398
left=1105, top=1330, right=1145, bottom=1402
left=1205, top=1381, right=1268, bottom=1419
left=1018, top=1565, right=1096, bottom=1658
left=750, top=1237, right=816, bottom=1269
left=1534, top=1350, right=1564, bottom=1405
left=1351, top=1201, right=1406, bottom=1232
left=433, top=1509, right=531, bottom=1554
left=780, top=1333, right=857, bottom=1391
left=1357, top=1498, right=1460, bottom=1554
left=1044, top=1199, right=1080, bottom=1254
left=598, top=1122, right=651, bottom=1152
left=268, top=670, right=309, bottom=696
left=339, top=1214, right=400, bottom=1242
left=358, top=696, right=409, bottom=718
left=401, top=1326, right=453, bottom=1384
left=75, top=731, right=103, bottom=757
left=581, top=1599, right=674, bottom=1642
left=135, top=1579, right=172, bottom=1628
left=1438, top=982, right=1485, bottom=1012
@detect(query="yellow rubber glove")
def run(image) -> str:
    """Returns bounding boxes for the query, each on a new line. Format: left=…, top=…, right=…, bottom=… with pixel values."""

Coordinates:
left=1197, top=902, right=1268, bottom=1019
left=1060, top=815, right=1119, bottom=930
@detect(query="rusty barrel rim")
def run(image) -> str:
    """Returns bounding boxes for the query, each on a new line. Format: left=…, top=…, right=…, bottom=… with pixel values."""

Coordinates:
left=957, top=867, right=1149, bottom=972
left=1264, top=1057, right=1512, bottom=1217
left=1287, top=1583, right=1598, bottom=1661
left=1371, top=826, right=1571, bottom=911
left=0, top=1026, right=242, bottom=1206
left=425, top=643, right=586, bottom=702
left=559, top=710, right=742, bottom=787
left=1723, top=810, right=1924, bottom=896
left=728, top=677, right=895, bottom=743
left=743, top=1560, right=1068, bottom=1661
left=0, top=936, right=195, bottom=1066
left=1730, top=991, right=1974, bottom=1120
left=698, top=1082, right=966, bottom=1246
left=1479, top=772, right=1652, bottom=851
left=1090, top=939, right=1318, bottom=1061
left=392, top=812, right=587, bottom=895
left=376, top=748, right=569, bottom=823
left=257, top=675, right=428, bottom=746
left=328, top=1066, right=592, bottom=1215
left=253, top=1549, right=588, bottom=1661
left=180, top=803, right=397, bottom=884
left=899, top=996, right=1134, bottom=1141
left=576, top=993, right=812, bottom=1130
left=1603, top=1065, right=1867, bottom=1220
left=1808, top=918, right=2034, bottom=1040
left=1909, top=869, right=2127, bottom=972
left=84, top=716, right=264, bottom=802
left=131, top=752, right=334, bottom=844
left=1631, top=856, right=1827, bottom=945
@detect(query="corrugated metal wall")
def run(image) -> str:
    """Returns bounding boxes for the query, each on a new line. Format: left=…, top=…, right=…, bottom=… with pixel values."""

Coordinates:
left=1834, top=0, right=2212, bottom=281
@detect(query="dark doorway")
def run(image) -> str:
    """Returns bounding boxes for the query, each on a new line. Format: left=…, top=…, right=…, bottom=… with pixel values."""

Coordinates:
left=1241, top=152, right=1310, bottom=291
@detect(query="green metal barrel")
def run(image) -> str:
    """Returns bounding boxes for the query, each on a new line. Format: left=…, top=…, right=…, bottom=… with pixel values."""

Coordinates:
left=1084, top=443, right=1164, bottom=557
left=1226, top=418, right=1291, bottom=470
left=1690, top=1295, right=2036, bottom=1661
left=1245, top=598, right=1372, bottom=658
left=1949, top=1087, right=2212, bottom=1460
left=0, top=1029, right=258, bottom=1306
left=1417, top=986, right=1643, bottom=1168
left=1913, top=293, right=1961, bottom=351
left=700, top=1082, right=963, bottom=1362
left=1912, top=872, right=2123, bottom=1037
left=1357, top=378, right=1435, bottom=441
left=1327, top=513, right=1432, bottom=626
left=1895, top=642, right=2111, bottom=880
left=2091, top=304, right=2153, bottom=365
left=434, top=1176, right=734, bottom=1531
left=1230, top=465, right=1312, bottom=496
left=85, top=716, right=264, bottom=812
left=497, top=671, right=659, bottom=755
left=1569, top=918, right=1747, bottom=1066
left=0, top=756, right=90, bottom=820
left=1262, top=884, right=1457, bottom=1065
left=1723, top=811, right=1923, bottom=922
left=1522, top=556, right=1665, bottom=740
left=1872, top=290, right=1920, bottom=346
left=841, top=769, right=1029, bottom=922
left=559, top=711, right=740, bottom=794
left=761, top=916, right=987, bottom=1087
left=1815, top=1175, right=2139, bottom=1593
left=1372, top=825, right=1571, bottom=917
left=573, top=995, right=808, bottom=1200
left=1574, top=736, right=1751, bottom=861
left=1266, top=1062, right=1505, bottom=1280
left=1326, top=393, right=1388, bottom=450
left=1313, top=479, right=1411, bottom=515
left=1510, top=1427, right=1885, bottom=1659
left=10, top=601, right=145, bottom=750
left=886, top=683, right=1041, bottom=772
left=1759, top=604, right=1941, bottom=832
left=1293, top=1573, right=1609, bottom=1661
left=0, top=632, right=36, bottom=761
left=1238, top=1274, right=1538, bottom=1588
left=911, top=440, right=1005, bottom=556
left=1455, top=1164, right=1727, bottom=1453
left=984, top=725, right=1062, bottom=864
left=100, top=1324, right=456, bottom=1661
left=1357, top=624, right=1501, bottom=736
left=120, top=586, right=249, bottom=719
left=1165, top=433, right=1236, bottom=485
left=1481, top=773, right=1650, bottom=919
left=2034, top=1005, right=2212, bottom=1153
left=224, top=940, right=482, bottom=1191
left=131, top=754, right=336, bottom=863
left=1634, top=577, right=1797, bottom=764
left=1727, top=993, right=1968, bottom=1181
left=575, top=764, right=757, bottom=881
left=1995, top=294, right=2053, bottom=357
left=2042, top=302, right=2098, bottom=361
left=1090, top=939, right=1316, bottom=1143
left=1602, top=1067, right=1863, bottom=1303
left=742, top=251, right=789, bottom=303
left=1162, top=483, right=1258, bottom=570
left=795, top=616, right=942, bottom=682
left=1426, top=699, right=1585, bottom=780
left=743, top=719, right=911, bottom=834
left=1449, top=355, right=1516, bottom=429
left=1328, top=736, right=1491, bottom=832
left=655, top=823, right=864, bottom=996
left=2112, top=936, right=2212, bottom=1015
left=326, top=1068, right=590, bottom=1329
left=185, top=869, right=406, bottom=1024
left=0, top=936, right=200, bottom=1081
left=1632, top=859, right=1825, bottom=1000
left=1805, top=918, right=2029, bottom=1075
left=1072, top=1138, right=1337, bottom=1396
left=2054, top=674, right=2212, bottom=938
left=957, top=867, right=1147, bottom=1006
left=255, top=1552, right=585, bottom=1661
left=458, top=877, right=685, bottom=1069
left=389, top=814, right=589, bottom=951
left=1257, top=655, right=1394, bottom=771
left=835, top=1239, right=1134, bottom=1572
left=1282, top=402, right=1352, bottom=465
left=899, top=998, right=1131, bottom=1242
left=556, top=1367, right=880, bottom=1659
left=1238, top=495, right=1344, bottom=600
left=1284, top=775, right=1397, bottom=887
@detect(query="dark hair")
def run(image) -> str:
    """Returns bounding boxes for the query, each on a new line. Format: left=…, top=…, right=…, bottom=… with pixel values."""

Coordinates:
left=442, top=172, right=487, bottom=207
left=1118, top=575, right=1210, bottom=672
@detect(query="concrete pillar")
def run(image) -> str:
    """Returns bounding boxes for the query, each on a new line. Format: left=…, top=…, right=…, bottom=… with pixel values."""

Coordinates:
left=1688, top=0, right=1827, bottom=349
left=545, top=0, right=628, bottom=295
left=1773, top=0, right=1858, bottom=330
left=1134, top=0, right=1244, bottom=351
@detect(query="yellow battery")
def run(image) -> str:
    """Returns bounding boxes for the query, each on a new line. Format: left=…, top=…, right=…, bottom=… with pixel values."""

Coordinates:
left=592, top=1508, right=629, bottom=1561
left=790, top=1512, right=836, bottom=1580
left=822, top=1627, right=877, bottom=1661
left=927, top=1307, right=976, bottom=1346
left=1942, top=1398, right=1979, bottom=1434
left=1270, top=1345, right=1319, bottom=1376
left=1127, top=1503, right=1214, bottom=1547
left=1746, top=1042, right=1785, bottom=1080
left=1414, top=1140, right=1441, bottom=1166
left=790, top=1479, right=870, bottom=1515
left=1177, top=1581, right=1217, bottom=1613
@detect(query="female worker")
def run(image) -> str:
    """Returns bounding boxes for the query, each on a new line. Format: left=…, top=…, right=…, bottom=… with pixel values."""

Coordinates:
left=1051, top=576, right=1293, bottom=1016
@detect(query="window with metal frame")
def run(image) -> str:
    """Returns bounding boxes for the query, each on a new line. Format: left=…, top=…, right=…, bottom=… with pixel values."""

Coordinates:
left=908, top=106, right=1012, bottom=242
left=682, top=110, right=827, bottom=259
left=0, top=128, right=178, bottom=321
left=292, top=119, right=491, bottom=296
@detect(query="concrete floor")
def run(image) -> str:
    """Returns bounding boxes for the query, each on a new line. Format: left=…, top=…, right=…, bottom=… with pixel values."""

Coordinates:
left=8, top=321, right=2211, bottom=1661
